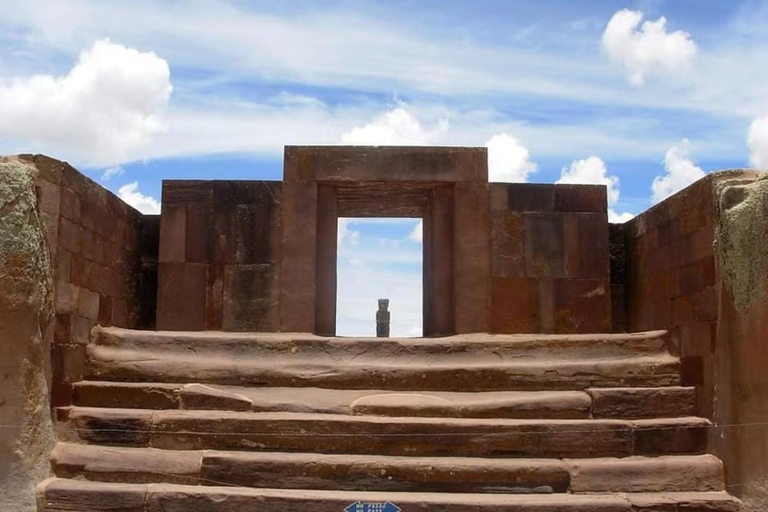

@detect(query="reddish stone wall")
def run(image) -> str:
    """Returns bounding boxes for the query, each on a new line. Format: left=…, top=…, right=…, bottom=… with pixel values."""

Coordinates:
left=489, top=183, right=611, bottom=333
left=623, top=175, right=722, bottom=416
left=156, top=180, right=282, bottom=331
left=24, top=155, right=155, bottom=406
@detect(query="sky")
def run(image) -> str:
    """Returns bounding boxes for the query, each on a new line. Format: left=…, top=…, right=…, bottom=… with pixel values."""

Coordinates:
left=1, top=0, right=767, bottom=335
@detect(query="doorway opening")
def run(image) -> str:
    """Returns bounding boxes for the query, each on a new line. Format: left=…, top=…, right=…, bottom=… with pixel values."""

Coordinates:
left=335, top=217, right=423, bottom=337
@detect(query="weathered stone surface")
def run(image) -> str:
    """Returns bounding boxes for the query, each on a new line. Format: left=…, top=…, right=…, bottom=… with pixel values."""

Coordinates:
left=66, top=408, right=152, bottom=447
left=39, top=480, right=637, bottom=512
left=145, top=410, right=635, bottom=458
left=38, top=479, right=148, bottom=512
left=52, top=444, right=201, bottom=485
left=589, top=387, right=697, bottom=419
left=179, top=383, right=253, bottom=411
left=73, top=382, right=181, bottom=410
left=85, top=327, right=680, bottom=391
left=201, top=451, right=571, bottom=493
left=525, top=213, right=567, bottom=278
left=0, top=159, right=55, bottom=512
left=568, top=455, right=724, bottom=493
left=156, top=262, right=206, bottom=330
left=626, top=492, right=742, bottom=511
left=632, top=417, right=710, bottom=456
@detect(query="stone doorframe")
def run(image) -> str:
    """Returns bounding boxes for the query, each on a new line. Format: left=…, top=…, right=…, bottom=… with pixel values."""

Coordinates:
left=280, top=146, right=491, bottom=337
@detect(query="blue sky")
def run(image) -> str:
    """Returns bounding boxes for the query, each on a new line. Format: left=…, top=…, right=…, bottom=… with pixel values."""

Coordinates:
left=1, top=0, right=767, bottom=335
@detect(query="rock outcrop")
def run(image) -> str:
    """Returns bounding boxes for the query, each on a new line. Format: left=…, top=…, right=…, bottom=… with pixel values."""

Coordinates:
left=0, top=159, right=55, bottom=511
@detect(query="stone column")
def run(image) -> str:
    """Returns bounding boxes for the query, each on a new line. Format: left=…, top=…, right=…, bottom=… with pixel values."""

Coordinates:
left=0, top=158, right=55, bottom=511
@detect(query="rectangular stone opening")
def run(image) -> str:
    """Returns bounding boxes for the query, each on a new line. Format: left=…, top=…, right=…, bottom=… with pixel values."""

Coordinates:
left=335, top=217, right=423, bottom=337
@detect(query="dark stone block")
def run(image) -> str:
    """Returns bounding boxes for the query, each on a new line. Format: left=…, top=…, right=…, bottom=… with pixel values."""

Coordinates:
left=555, top=185, right=606, bottom=212
left=506, top=184, right=555, bottom=212
left=524, top=213, right=566, bottom=278
left=681, top=356, right=704, bottom=386
left=565, top=213, right=609, bottom=279
left=222, top=264, right=279, bottom=331
left=553, top=278, right=611, bottom=333
left=185, top=203, right=212, bottom=263
left=163, top=180, right=213, bottom=205
left=491, top=211, right=525, bottom=278
left=490, top=278, right=540, bottom=333
left=156, top=263, right=207, bottom=331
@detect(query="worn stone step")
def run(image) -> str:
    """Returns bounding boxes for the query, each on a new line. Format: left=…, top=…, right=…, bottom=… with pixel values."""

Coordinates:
left=37, top=479, right=744, bottom=512
left=51, top=443, right=725, bottom=494
left=59, top=407, right=710, bottom=458
left=85, top=327, right=680, bottom=392
left=73, top=382, right=593, bottom=418
left=73, top=381, right=697, bottom=420
left=86, top=349, right=680, bottom=392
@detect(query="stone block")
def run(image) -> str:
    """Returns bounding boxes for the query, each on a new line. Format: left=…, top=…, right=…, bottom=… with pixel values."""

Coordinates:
left=185, top=203, right=211, bottom=263
left=222, top=264, right=279, bottom=331
left=59, top=185, right=81, bottom=222
left=205, top=264, right=224, bottom=330
left=491, top=278, right=540, bottom=333
left=290, top=146, right=484, bottom=183
left=632, top=418, right=709, bottom=456
left=279, top=181, right=317, bottom=332
left=565, top=213, right=609, bottom=278
left=555, top=184, right=606, bottom=213
left=589, top=387, right=697, bottom=419
left=507, top=184, right=555, bottom=212
left=158, top=204, right=186, bottom=263
left=52, top=343, right=86, bottom=384
left=525, top=213, right=566, bottom=278
left=453, top=182, right=491, bottom=333
left=56, top=281, right=80, bottom=314
left=59, top=217, right=82, bottom=253
left=98, top=295, right=113, bottom=326
left=61, top=162, right=87, bottom=193
left=56, top=249, right=71, bottom=282
left=163, top=180, right=212, bottom=205
left=37, top=178, right=60, bottom=215
left=157, top=262, right=207, bottom=331
left=491, top=211, right=525, bottom=278
left=82, top=228, right=105, bottom=263
left=31, top=153, right=63, bottom=183
left=77, top=287, right=100, bottom=320
left=553, top=278, right=611, bottom=333
left=111, top=297, right=129, bottom=327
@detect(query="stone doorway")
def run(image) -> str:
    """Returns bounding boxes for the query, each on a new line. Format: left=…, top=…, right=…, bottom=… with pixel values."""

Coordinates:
left=279, top=146, right=491, bottom=337
left=335, top=217, right=423, bottom=337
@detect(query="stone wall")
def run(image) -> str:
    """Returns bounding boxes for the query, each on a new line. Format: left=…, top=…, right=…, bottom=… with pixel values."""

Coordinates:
left=156, top=180, right=282, bottom=331
left=0, top=158, right=55, bottom=511
left=489, top=183, right=611, bottom=333
left=711, top=174, right=768, bottom=511
left=622, top=172, right=757, bottom=417
left=21, top=155, right=156, bottom=407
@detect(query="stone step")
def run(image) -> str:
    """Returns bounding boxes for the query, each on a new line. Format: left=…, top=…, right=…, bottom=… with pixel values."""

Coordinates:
left=51, top=443, right=725, bottom=494
left=37, top=479, right=744, bottom=512
left=91, top=327, right=675, bottom=361
left=73, top=381, right=697, bottom=420
left=59, top=407, right=710, bottom=458
left=86, top=331, right=681, bottom=390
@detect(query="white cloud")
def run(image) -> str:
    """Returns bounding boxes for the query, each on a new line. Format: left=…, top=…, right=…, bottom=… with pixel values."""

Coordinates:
left=338, top=218, right=360, bottom=247
left=748, top=115, right=768, bottom=169
left=602, top=9, right=697, bottom=86
left=485, top=133, right=537, bottom=183
left=341, top=106, right=447, bottom=145
left=651, top=139, right=706, bottom=203
left=101, top=166, right=124, bottom=181
left=557, top=155, right=634, bottom=223
left=408, top=221, right=423, bottom=243
left=0, top=39, right=172, bottom=166
left=117, top=182, right=161, bottom=214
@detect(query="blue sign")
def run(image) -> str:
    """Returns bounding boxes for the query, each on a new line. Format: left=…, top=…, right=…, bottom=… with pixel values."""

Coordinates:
left=344, top=502, right=401, bottom=512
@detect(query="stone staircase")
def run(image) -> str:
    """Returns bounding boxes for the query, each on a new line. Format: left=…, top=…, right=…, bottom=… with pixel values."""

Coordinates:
left=38, top=327, right=743, bottom=511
